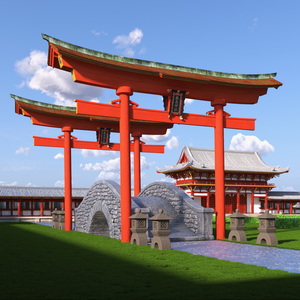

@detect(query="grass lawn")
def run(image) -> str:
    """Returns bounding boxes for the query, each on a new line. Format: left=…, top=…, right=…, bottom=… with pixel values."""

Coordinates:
left=222, top=222, right=300, bottom=250
left=0, top=223, right=299, bottom=300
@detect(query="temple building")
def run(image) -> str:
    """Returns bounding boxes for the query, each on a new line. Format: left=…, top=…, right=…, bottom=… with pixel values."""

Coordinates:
left=0, top=186, right=88, bottom=218
left=157, top=146, right=291, bottom=214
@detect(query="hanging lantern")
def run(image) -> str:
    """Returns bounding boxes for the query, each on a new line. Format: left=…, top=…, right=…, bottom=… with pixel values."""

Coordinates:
left=96, top=128, right=111, bottom=146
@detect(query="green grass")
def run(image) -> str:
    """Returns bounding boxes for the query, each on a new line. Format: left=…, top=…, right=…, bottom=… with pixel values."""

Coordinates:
left=220, top=219, right=300, bottom=250
left=0, top=223, right=299, bottom=300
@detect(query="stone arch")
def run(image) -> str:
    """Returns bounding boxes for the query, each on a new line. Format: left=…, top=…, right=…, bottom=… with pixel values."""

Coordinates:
left=74, top=180, right=121, bottom=239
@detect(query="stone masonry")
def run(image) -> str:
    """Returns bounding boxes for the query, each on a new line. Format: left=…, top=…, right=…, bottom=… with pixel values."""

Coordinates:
left=75, top=180, right=214, bottom=241
left=74, top=180, right=121, bottom=239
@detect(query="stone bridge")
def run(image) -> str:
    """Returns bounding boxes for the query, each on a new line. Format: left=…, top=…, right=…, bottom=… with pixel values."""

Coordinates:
left=75, top=181, right=214, bottom=241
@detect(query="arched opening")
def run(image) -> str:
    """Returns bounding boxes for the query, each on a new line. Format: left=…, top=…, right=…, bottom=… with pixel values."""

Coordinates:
left=89, top=211, right=110, bottom=236
left=260, top=238, right=267, bottom=244
left=231, top=235, right=237, bottom=241
left=154, top=243, right=159, bottom=249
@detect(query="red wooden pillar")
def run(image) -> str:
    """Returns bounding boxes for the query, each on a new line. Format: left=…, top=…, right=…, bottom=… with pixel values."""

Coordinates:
left=117, top=86, right=133, bottom=243
left=264, top=196, right=268, bottom=211
left=290, top=202, right=293, bottom=214
left=133, top=135, right=141, bottom=196
left=212, top=99, right=226, bottom=239
left=236, top=190, right=241, bottom=210
left=277, top=202, right=280, bottom=214
left=62, top=126, right=73, bottom=231
left=39, top=201, right=44, bottom=216
left=17, top=201, right=21, bottom=217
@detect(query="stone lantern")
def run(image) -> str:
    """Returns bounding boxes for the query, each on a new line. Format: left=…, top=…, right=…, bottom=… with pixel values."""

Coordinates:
left=150, top=209, right=172, bottom=250
left=129, top=208, right=148, bottom=245
left=52, top=208, right=59, bottom=229
left=256, top=209, right=278, bottom=245
left=58, top=210, right=65, bottom=230
left=228, top=209, right=247, bottom=241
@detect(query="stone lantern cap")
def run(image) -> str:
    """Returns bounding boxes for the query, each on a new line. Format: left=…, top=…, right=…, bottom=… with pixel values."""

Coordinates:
left=150, top=209, right=172, bottom=221
left=129, top=208, right=148, bottom=219
left=258, top=209, right=278, bottom=219
left=228, top=209, right=246, bottom=218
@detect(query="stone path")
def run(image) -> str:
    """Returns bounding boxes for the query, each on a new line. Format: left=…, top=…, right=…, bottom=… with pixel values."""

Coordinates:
left=171, top=240, right=300, bottom=273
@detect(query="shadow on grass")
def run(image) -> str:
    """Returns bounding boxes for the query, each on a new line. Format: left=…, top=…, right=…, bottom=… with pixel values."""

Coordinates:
left=0, top=223, right=299, bottom=300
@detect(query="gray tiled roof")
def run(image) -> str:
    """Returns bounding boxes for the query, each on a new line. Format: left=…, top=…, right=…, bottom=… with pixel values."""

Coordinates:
left=268, top=191, right=300, bottom=200
left=157, top=147, right=289, bottom=174
left=0, top=186, right=89, bottom=198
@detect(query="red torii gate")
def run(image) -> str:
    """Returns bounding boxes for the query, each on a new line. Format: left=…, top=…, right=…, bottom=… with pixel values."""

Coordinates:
left=12, top=95, right=171, bottom=231
left=29, top=34, right=283, bottom=241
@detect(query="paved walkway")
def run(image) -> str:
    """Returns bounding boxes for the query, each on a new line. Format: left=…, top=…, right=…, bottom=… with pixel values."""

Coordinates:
left=171, top=240, right=300, bottom=274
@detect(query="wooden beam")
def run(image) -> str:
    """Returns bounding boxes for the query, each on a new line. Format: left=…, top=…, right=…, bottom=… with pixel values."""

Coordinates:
left=33, top=136, right=165, bottom=153
left=75, top=99, right=255, bottom=131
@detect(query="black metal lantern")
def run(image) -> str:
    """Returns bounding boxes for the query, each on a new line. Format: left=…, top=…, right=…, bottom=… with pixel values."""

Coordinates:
left=96, top=128, right=111, bottom=146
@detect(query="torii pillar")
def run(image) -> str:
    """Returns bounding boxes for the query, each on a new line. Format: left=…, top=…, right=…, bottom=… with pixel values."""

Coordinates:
left=212, top=99, right=226, bottom=239
left=117, top=86, right=133, bottom=243
left=62, top=126, right=73, bottom=231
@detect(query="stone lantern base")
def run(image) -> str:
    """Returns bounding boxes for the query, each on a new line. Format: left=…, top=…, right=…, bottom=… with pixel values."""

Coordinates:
left=256, top=232, right=278, bottom=245
left=151, top=234, right=171, bottom=250
left=228, top=230, right=247, bottom=242
left=130, top=231, right=148, bottom=245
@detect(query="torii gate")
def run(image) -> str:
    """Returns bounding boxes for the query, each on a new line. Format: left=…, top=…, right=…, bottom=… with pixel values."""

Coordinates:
left=24, top=34, right=283, bottom=241
left=12, top=95, right=171, bottom=231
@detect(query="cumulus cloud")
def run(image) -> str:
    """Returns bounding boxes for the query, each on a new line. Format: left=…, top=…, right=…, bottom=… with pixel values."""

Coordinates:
left=15, top=50, right=103, bottom=106
left=229, top=133, right=274, bottom=155
left=141, top=129, right=171, bottom=143
left=80, top=154, right=152, bottom=182
left=113, top=28, right=143, bottom=56
left=16, top=147, right=30, bottom=155
left=54, top=153, right=64, bottom=159
left=166, top=136, right=180, bottom=150
left=81, top=149, right=117, bottom=158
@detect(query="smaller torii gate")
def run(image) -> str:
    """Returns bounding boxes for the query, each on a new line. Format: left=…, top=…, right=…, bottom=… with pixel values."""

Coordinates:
left=12, top=95, right=171, bottom=231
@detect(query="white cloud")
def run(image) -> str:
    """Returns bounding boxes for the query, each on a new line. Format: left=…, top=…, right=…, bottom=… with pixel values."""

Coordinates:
left=54, top=153, right=64, bottom=159
left=16, top=147, right=30, bottom=155
left=166, top=136, right=180, bottom=150
left=185, top=98, right=194, bottom=105
left=80, top=153, right=152, bottom=182
left=113, top=28, right=143, bottom=57
left=91, top=29, right=108, bottom=37
left=0, top=181, right=18, bottom=186
left=81, top=149, right=117, bottom=158
left=229, top=133, right=274, bottom=155
left=15, top=50, right=103, bottom=106
left=54, top=180, right=64, bottom=187
left=141, top=129, right=171, bottom=143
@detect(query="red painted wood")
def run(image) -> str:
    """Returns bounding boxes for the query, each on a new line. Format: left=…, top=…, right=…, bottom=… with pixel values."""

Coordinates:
left=75, top=99, right=255, bottom=130
left=33, top=136, right=165, bottom=153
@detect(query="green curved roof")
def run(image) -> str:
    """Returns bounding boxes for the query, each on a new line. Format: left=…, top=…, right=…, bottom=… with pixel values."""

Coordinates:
left=42, top=33, right=277, bottom=80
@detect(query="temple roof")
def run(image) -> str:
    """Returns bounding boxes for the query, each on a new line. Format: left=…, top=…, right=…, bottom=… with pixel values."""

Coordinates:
left=0, top=186, right=88, bottom=198
left=157, top=146, right=289, bottom=175
left=43, top=34, right=282, bottom=104
left=268, top=191, right=300, bottom=201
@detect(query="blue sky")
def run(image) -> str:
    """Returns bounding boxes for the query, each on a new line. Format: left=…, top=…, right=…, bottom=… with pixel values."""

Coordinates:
left=1, top=0, right=299, bottom=191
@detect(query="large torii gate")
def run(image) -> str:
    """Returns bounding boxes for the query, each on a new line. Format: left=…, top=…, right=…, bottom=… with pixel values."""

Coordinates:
left=22, top=34, right=282, bottom=241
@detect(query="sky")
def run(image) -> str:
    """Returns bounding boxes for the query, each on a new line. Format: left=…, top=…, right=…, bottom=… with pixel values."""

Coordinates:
left=1, top=0, right=300, bottom=191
